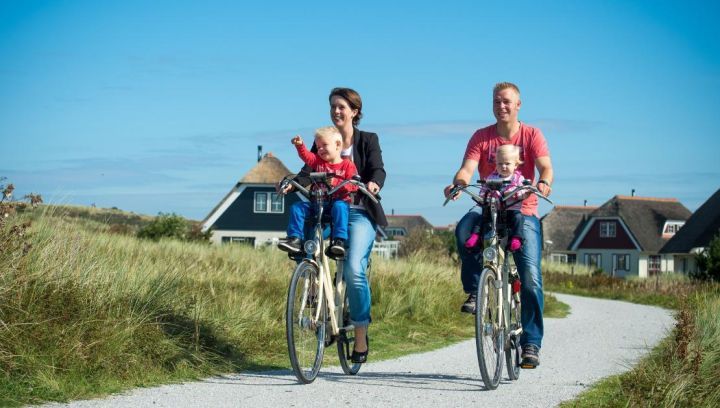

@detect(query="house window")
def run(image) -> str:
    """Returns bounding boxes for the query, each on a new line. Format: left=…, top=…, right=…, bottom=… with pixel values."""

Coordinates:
left=614, top=254, right=630, bottom=271
left=599, top=221, right=616, bottom=238
left=648, top=255, right=661, bottom=275
left=567, top=254, right=577, bottom=264
left=385, top=227, right=406, bottom=238
left=221, top=236, right=255, bottom=246
left=663, top=221, right=684, bottom=237
left=551, top=254, right=567, bottom=263
left=254, top=192, right=284, bottom=213
left=585, top=253, right=601, bottom=268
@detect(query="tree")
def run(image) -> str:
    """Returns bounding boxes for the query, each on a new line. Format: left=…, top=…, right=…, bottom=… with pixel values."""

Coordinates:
left=693, top=232, right=720, bottom=282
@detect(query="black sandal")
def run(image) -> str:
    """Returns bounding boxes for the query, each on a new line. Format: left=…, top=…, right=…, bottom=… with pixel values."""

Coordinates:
left=351, top=335, right=369, bottom=363
left=351, top=349, right=368, bottom=363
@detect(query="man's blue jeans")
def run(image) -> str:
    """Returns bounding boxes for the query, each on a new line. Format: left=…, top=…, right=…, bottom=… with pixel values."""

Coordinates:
left=342, top=208, right=375, bottom=327
left=455, top=208, right=544, bottom=348
left=287, top=200, right=349, bottom=240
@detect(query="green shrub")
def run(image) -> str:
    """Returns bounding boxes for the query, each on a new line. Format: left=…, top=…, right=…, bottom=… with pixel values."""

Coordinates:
left=137, top=213, right=189, bottom=241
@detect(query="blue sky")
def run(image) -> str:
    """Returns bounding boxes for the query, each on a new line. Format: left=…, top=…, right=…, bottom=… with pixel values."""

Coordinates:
left=2, top=0, right=719, bottom=226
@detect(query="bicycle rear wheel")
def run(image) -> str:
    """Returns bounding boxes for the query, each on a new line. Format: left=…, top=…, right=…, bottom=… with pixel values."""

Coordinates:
left=337, top=290, right=362, bottom=375
left=286, top=260, right=326, bottom=383
left=475, top=268, right=504, bottom=390
left=505, top=294, right=522, bottom=381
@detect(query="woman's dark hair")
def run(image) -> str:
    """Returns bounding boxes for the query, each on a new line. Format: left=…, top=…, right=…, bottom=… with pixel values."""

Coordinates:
left=329, top=87, right=363, bottom=126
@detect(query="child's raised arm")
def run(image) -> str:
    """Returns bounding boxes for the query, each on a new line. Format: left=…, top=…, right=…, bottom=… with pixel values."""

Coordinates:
left=291, top=135, right=303, bottom=146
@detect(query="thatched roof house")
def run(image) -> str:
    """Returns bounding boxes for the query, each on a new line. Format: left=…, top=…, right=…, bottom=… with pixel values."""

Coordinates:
left=542, top=195, right=692, bottom=277
left=201, top=153, right=304, bottom=246
left=661, top=188, right=720, bottom=254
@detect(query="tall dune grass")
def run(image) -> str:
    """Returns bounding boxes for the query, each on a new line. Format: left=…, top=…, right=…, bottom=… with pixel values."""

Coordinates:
left=563, top=286, right=720, bottom=407
left=0, top=207, right=569, bottom=405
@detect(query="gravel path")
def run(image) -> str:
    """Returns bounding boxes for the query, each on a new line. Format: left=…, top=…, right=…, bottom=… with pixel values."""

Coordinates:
left=45, top=293, right=675, bottom=408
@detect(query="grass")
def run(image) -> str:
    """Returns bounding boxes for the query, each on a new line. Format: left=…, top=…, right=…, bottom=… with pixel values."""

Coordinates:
left=543, top=261, right=720, bottom=407
left=0, top=206, right=569, bottom=406
left=560, top=286, right=720, bottom=408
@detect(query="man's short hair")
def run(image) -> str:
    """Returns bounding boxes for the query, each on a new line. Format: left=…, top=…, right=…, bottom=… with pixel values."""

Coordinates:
left=493, top=82, right=521, bottom=96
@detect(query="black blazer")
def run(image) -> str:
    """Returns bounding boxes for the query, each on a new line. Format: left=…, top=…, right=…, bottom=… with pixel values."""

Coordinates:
left=296, top=127, right=388, bottom=227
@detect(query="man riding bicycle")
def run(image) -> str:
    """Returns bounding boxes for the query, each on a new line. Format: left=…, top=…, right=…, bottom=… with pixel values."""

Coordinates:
left=444, top=82, right=554, bottom=368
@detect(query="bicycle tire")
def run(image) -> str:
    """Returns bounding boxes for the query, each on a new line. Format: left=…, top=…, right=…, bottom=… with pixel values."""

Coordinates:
left=475, top=268, right=504, bottom=390
left=286, top=260, right=327, bottom=384
left=505, top=294, right=522, bottom=381
left=337, top=290, right=362, bottom=375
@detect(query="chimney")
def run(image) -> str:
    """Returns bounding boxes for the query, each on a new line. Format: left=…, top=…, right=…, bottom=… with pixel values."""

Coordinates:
left=631, top=189, right=636, bottom=197
left=257, top=145, right=263, bottom=162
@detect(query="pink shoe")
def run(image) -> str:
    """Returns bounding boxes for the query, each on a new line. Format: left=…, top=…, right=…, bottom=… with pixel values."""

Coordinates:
left=465, top=233, right=480, bottom=248
left=509, top=236, right=522, bottom=252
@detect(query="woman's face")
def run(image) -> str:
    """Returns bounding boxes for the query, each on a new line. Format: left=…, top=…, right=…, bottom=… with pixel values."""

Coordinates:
left=330, top=95, right=357, bottom=129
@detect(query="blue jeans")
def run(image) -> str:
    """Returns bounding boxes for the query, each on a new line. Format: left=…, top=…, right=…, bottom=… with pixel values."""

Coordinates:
left=287, top=201, right=349, bottom=240
left=342, top=208, right=375, bottom=327
left=456, top=209, right=544, bottom=348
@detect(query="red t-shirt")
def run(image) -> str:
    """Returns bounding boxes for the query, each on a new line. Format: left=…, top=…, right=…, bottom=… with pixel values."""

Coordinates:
left=296, top=144, right=358, bottom=202
left=463, top=123, right=549, bottom=216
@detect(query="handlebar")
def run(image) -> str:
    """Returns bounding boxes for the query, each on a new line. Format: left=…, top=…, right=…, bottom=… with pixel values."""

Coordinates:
left=443, top=184, right=484, bottom=206
left=443, top=179, right=553, bottom=207
left=279, top=173, right=380, bottom=204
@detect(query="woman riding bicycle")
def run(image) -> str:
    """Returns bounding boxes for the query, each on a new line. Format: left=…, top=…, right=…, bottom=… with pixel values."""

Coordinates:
left=279, top=87, right=387, bottom=363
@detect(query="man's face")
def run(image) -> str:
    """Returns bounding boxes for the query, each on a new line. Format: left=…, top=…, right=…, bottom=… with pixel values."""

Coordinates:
left=493, top=88, right=521, bottom=124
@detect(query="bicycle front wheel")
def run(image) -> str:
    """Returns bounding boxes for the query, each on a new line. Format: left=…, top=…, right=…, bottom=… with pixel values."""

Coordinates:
left=475, top=268, right=504, bottom=390
left=286, top=260, right=327, bottom=384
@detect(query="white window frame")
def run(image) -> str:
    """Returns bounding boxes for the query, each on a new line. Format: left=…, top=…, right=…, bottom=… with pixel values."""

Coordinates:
left=613, top=253, right=630, bottom=271
left=551, top=254, right=568, bottom=263
left=663, top=221, right=684, bottom=235
left=599, top=221, right=616, bottom=238
left=221, top=236, right=255, bottom=245
left=585, top=253, right=601, bottom=268
left=385, top=227, right=406, bottom=237
left=648, top=255, right=661, bottom=274
left=254, top=192, right=284, bottom=214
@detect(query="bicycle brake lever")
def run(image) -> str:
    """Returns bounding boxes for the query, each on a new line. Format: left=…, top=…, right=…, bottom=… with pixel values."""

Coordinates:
left=358, top=186, right=379, bottom=204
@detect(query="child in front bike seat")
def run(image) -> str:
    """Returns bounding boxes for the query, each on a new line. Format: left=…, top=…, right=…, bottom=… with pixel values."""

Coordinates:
left=465, top=144, right=529, bottom=252
left=278, top=126, right=358, bottom=260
